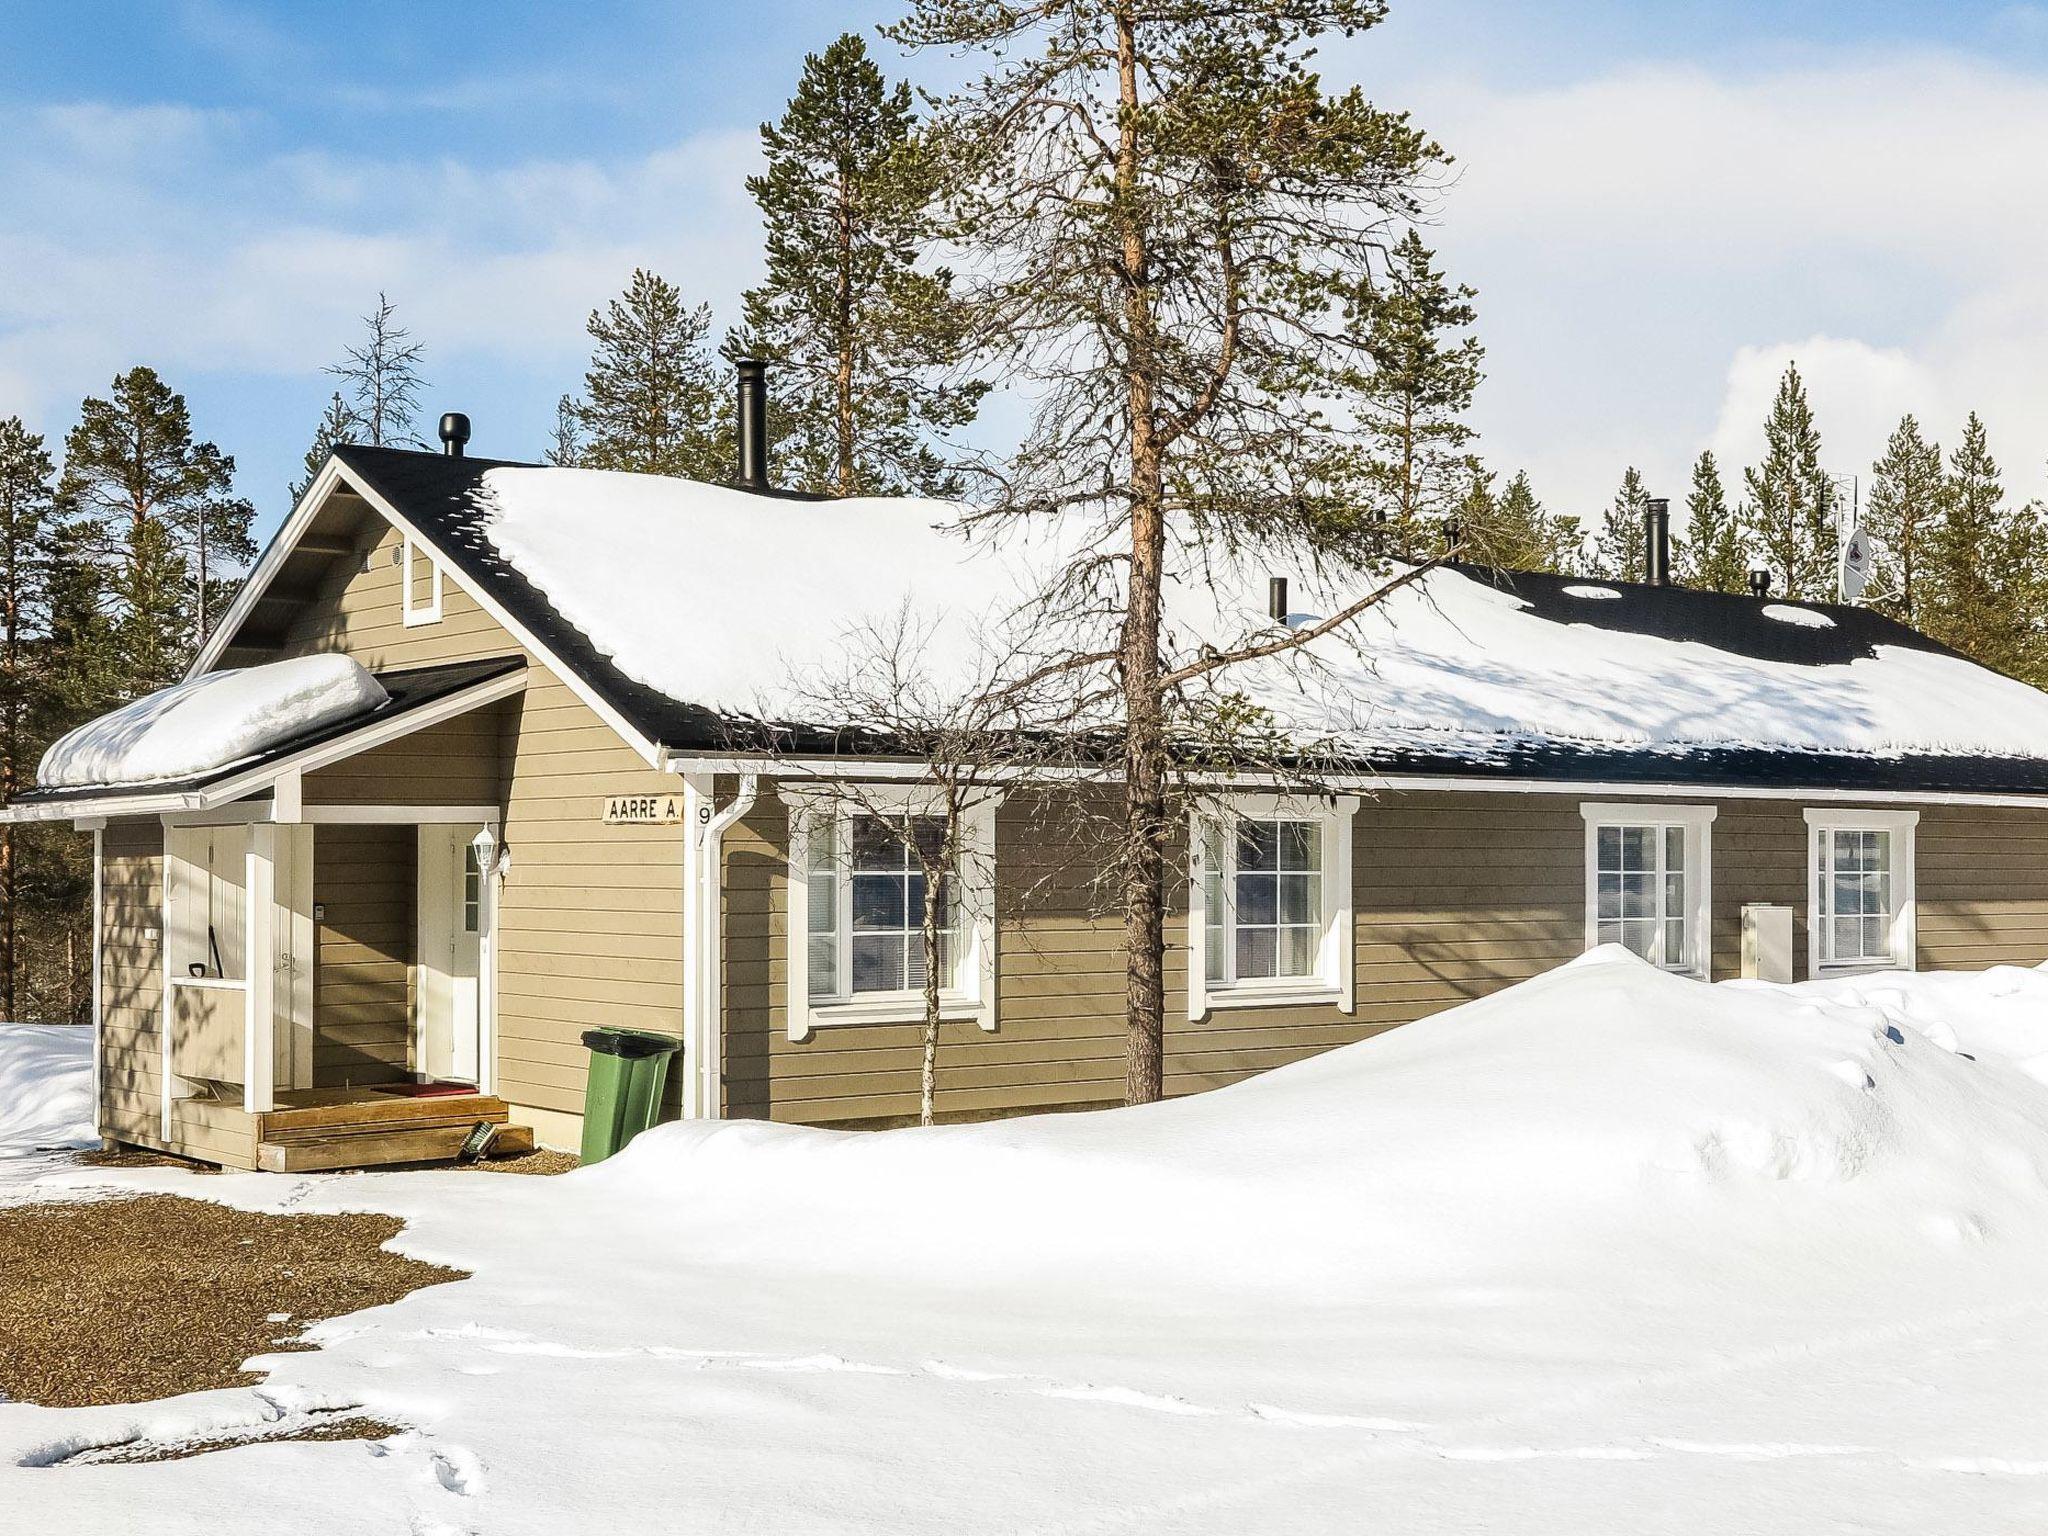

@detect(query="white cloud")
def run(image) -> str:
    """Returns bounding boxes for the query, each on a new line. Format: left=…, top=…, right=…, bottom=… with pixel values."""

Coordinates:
left=0, top=102, right=763, bottom=430
left=1383, top=48, right=2048, bottom=517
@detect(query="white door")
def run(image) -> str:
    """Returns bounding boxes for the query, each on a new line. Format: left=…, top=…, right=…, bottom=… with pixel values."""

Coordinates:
left=417, top=825, right=485, bottom=1085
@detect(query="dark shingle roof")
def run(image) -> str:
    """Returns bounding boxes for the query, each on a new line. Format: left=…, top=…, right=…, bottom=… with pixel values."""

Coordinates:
left=332, top=447, right=2048, bottom=797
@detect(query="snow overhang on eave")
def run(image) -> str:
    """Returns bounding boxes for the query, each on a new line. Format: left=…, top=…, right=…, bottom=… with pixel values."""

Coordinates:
left=0, top=661, right=527, bottom=827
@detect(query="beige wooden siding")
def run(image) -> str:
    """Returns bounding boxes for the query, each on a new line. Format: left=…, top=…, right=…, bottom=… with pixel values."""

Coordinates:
left=1915, top=803, right=2048, bottom=968
left=97, top=819, right=259, bottom=1167
left=312, top=823, right=413, bottom=1087
left=302, top=703, right=508, bottom=807
left=264, top=506, right=686, bottom=1121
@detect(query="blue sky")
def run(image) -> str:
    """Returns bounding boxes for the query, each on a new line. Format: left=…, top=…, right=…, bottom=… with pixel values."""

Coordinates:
left=6, top=0, right=2048, bottom=537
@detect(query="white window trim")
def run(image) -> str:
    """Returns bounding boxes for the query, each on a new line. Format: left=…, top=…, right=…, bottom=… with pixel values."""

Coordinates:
left=401, top=530, right=443, bottom=626
left=1188, top=793, right=1356, bottom=1021
left=1805, top=807, right=1918, bottom=977
left=780, top=784, right=1001, bottom=1041
left=1579, top=803, right=1717, bottom=979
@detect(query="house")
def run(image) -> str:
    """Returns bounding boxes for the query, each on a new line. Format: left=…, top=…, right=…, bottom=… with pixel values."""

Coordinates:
left=14, top=400, right=2048, bottom=1170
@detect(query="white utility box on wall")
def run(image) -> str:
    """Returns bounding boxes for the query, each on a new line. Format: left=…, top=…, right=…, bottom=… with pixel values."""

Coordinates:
left=1742, top=903, right=1795, bottom=983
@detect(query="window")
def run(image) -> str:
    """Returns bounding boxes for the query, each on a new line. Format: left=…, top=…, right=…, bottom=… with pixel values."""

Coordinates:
left=783, top=788, right=1000, bottom=1039
left=462, top=843, right=482, bottom=935
left=401, top=531, right=442, bottom=626
left=1188, top=795, right=1356, bottom=1017
left=1579, top=804, right=1715, bottom=978
left=1806, top=808, right=1917, bottom=974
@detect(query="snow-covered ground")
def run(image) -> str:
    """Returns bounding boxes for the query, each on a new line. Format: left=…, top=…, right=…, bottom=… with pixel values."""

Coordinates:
left=8, top=953, right=2048, bottom=1533
left=0, top=1023, right=95, bottom=1197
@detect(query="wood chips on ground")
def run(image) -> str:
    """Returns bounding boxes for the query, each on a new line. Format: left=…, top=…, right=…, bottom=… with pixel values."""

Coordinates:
left=0, top=1195, right=466, bottom=1407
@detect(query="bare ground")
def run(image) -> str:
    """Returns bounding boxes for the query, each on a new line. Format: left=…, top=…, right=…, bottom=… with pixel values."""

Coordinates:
left=0, top=1195, right=466, bottom=1408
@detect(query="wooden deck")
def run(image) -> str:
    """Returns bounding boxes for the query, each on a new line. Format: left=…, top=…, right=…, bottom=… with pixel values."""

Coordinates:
left=253, top=1087, right=534, bottom=1172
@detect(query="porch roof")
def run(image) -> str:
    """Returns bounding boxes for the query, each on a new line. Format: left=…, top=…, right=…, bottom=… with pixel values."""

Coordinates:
left=3, top=657, right=524, bottom=822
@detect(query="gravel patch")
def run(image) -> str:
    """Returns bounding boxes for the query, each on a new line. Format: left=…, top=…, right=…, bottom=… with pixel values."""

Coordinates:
left=0, top=1195, right=465, bottom=1407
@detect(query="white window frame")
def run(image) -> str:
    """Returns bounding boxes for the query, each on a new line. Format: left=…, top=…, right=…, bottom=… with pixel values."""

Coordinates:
left=401, top=530, right=443, bottom=626
left=1187, top=794, right=1356, bottom=1020
left=780, top=785, right=1000, bottom=1040
left=1579, top=803, right=1717, bottom=979
left=1805, top=807, right=1918, bottom=977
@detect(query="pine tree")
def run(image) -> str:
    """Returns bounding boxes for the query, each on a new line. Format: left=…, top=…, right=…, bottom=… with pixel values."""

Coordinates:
left=1592, top=467, right=1650, bottom=581
left=1922, top=413, right=2044, bottom=681
left=734, top=32, right=985, bottom=497
left=892, top=0, right=1446, bottom=1101
left=1739, top=363, right=1835, bottom=599
left=58, top=368, right=255, bottom=695
left=1676, top=450, right=1746, bottom=593
left=1360, top=230, right=1484, bottom=558
left=290, top=391, right=357, bottom=505
left=545, top=395, right=584, bottom=467
left=1463, top=468, right=1577, bottom=573
left=328, top=294, right=427, bottom=448
left=0, top=418, right=55, bottom=1019
left=574, top=268, right=727, bottom=479
left=1863, top=414, right=1944, bottom=624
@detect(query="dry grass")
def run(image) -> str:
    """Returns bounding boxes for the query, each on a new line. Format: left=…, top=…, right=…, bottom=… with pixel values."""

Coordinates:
left=460, top=1147, right=579, bottom=1176
left=0, top=1195, right=465, bottom=1408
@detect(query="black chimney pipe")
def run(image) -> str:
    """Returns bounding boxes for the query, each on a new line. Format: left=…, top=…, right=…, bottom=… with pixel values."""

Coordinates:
left=439, top=412, right=471, bottom=458
left=1269, top=576, right=1288, bottom=624
left=735, top=359, right=769, bottom=492
left=1643, top=496, right=1670, bottom=586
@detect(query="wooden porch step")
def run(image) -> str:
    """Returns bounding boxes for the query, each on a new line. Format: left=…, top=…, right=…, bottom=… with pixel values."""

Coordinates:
left=258, top=1093, right=511, bottom=1145
left=256, top=1120, right=535, bottom=1173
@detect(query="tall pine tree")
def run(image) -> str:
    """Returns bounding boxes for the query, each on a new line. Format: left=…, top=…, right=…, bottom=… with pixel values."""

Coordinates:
left=1676, top=450, right=1746, bottom=592
left=574, top=268, right=726, bottom=479
left=58, top=368, right=254, bottom=696
left=1739, top=363, right=1835, bottom=599
left=328, top=293, right=427, bottom=448
left=1360, top=230, right=1484, bottom=558
left=1922, top=413, right=2044, bottom=682
left=0, top=418, right=56, bottom=1019
left=545, top=394, right=584, bottom=467
left=734, top=32, right=985, bottom=496
left=1591, top=466, right=1650, bottom=581
left=1863, top=414, right=1944, bottom=625
left=290, top=391, right=357, bottom=504
left=1463, top=467, right=1578, bottom=573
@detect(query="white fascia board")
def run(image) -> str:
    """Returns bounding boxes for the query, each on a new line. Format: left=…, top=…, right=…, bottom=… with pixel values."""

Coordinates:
left=188, top=455, right=666, bottom=770
left=2, top=668, right=527, bottom=828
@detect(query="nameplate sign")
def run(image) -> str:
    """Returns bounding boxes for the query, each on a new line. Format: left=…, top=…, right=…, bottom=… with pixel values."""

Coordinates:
left=602, top=794, right=685, bottom=825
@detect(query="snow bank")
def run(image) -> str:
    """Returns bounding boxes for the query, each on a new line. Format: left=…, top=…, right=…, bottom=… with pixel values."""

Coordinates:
left=0, top=1023, right=93, bottom=1161
left=38, top=655, right=387, bottom=788
left=577, top=948, right=2048, bottom=1292
left=13, top=955, right=2048, bottom=1533
left=473, top=466, right=2048, bottom=761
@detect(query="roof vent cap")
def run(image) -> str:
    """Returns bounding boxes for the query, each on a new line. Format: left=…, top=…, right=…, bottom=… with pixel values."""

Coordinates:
left=1748, top=568, right=1772, bottom=598
left=439, top=412, right=471, bottom=458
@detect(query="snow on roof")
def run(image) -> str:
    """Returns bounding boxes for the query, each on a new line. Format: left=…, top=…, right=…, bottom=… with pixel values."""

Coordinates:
left=471, top=465, right=2048, bottom=766
left=37, top=654, right=388, bottom=789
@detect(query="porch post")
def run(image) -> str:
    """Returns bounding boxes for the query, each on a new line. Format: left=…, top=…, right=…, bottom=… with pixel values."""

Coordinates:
left=90, top=824, right=104, bottom=1141
left=243, top=824, right=277, bottom=1114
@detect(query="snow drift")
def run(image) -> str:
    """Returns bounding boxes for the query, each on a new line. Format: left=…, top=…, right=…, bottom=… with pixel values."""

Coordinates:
left=37, top=654, right=387, bottom=788
left=583, top=948, right=2048, bottom=1292
left=0, top=1024, right=93, bottom=1161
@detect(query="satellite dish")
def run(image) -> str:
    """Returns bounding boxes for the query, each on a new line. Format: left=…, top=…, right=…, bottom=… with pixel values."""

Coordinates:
left=1839, top=524, right=1874, bottom=602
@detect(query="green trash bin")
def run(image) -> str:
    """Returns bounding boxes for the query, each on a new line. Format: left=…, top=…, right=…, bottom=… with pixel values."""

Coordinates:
left=579, top=1027, right=681, bottom=1164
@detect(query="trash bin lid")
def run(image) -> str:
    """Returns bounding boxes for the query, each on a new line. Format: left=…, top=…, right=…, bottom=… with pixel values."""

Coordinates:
left=581, top=1028, right=681, bottom=1059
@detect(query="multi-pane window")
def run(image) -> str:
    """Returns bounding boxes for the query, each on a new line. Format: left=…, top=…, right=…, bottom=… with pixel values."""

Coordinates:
left=807, top=812, right=961, bottom=1002
left=1204, top=816, right=1324, bottom=987
left=1580, top=806, right=1715, bottom=977
left=1817, top=827, right=1894, bottom=966
left=462, top=843, right=482, bottom=935
left=1593, top=824, right=1690, bottom=968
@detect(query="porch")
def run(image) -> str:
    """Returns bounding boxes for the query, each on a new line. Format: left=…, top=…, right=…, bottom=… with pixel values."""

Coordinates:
left=154, top=808, right=530, bottom=1171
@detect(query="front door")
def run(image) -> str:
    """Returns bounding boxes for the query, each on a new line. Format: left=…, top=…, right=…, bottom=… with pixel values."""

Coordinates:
left=416, top=825, right=485, bottom=1085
